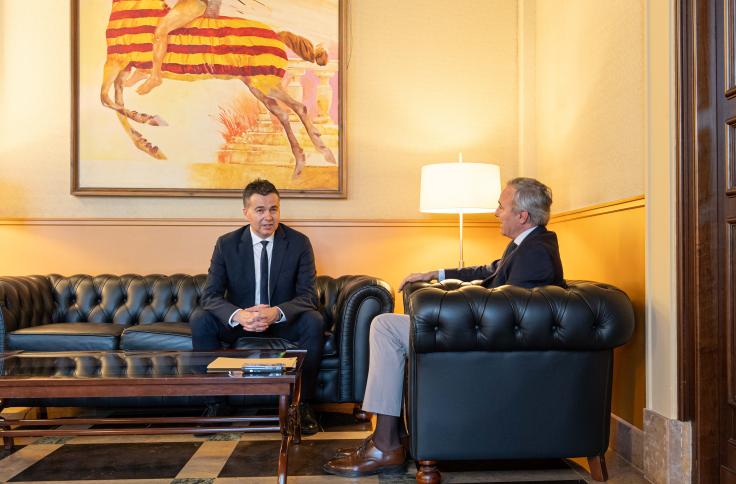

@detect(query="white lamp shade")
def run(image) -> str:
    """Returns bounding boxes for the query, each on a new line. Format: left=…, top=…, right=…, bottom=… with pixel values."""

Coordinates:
left=419, top=162, right=502, bottom=213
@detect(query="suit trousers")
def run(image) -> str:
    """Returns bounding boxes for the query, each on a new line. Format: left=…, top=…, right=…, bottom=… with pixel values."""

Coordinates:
left=361, top=312, right=410, bottom=417
left=190, top=309, right=324, bottom=400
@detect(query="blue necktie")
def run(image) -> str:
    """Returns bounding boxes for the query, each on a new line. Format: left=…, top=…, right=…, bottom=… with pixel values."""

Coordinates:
left=260, top=240, right=269, bottom=305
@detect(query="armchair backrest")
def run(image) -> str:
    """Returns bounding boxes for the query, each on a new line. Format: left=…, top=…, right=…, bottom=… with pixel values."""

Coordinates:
left=407, top=280, right=635, bottom=353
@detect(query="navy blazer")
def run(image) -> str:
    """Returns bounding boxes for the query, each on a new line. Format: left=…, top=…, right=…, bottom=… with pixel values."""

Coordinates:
left=444, top=225, right=564, bottom=288
left=201, top=223, right=318, bottom=323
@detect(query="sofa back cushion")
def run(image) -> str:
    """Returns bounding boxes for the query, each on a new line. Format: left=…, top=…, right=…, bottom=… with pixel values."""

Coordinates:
left=0, top=276, right=56, bottom=332
left=48, top=274, right=206, bottom=325
left=2, top=273, right=351, bottom=331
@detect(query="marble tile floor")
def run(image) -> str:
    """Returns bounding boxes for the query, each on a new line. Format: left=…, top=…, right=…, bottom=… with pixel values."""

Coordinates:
left=0, top=405, right=650, bottom=483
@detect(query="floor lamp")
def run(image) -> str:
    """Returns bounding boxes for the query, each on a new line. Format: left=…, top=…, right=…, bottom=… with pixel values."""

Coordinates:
left=419, top=155, right=501, bottom=268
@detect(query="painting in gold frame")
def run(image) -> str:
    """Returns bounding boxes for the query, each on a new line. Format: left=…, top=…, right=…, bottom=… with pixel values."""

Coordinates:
left=71, top=0, right=346, bottom=198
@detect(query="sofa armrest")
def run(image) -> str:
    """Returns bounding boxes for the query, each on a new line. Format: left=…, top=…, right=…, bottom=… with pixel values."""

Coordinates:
left=318, top=275, right=394, bottom=401
left=408, top=280, right=635, bottom=354
left=0, top=276, right=56, bottom=352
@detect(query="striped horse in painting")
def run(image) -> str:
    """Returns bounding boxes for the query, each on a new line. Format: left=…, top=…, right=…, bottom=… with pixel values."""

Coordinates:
left=100, top=0, right=336, bottom=176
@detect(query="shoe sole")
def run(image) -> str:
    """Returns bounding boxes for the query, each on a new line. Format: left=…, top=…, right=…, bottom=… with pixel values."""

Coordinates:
left=322, top=463, right=407, bottom=477
left=301, top=426, right=320, bottom=436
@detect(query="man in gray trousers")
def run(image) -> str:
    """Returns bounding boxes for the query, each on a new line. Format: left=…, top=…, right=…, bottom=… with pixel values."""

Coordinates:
left=324, top=177, right=565, bottom=477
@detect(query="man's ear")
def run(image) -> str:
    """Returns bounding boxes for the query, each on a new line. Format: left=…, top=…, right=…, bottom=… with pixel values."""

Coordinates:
left=519, top=210, right=530, bottom=225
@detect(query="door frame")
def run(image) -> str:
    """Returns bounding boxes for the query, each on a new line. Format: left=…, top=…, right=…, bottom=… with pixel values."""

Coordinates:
left=677, top=0, right=721, bottom=482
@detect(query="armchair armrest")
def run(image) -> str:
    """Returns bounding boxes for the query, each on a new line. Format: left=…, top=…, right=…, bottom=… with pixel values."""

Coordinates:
left=402, top=279, right=478, bottom=311
left=0, top=276, right=56, bottom=352
left=316, top=275, right=394, bottom=401
left=407, top=280, right=635, bottom=354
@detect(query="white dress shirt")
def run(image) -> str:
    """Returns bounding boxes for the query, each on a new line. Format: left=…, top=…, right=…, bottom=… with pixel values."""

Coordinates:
left=228, top=229, right=285, bottom=327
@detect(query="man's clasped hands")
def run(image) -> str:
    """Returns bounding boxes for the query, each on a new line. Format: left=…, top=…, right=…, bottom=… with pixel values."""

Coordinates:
left=232, top=305, right=281, bottom=332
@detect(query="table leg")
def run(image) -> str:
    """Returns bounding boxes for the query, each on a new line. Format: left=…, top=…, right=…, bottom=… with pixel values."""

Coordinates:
left=278, top=394, right=289, bottom=484
left=292, top=375, right=302, bottom=444
left=0, top=398, right=13, bottom=450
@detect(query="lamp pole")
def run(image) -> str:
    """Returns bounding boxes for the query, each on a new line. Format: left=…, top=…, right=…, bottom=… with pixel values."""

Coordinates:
left=457, top=152, right=464, bottom=268
left=419, top=154, right=500, bottom=271
left=458, top=211, right=464, bottom=268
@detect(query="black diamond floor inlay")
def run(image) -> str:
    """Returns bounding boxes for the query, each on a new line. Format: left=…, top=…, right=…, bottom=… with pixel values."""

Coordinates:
left=0, top=444, right=24, bottom=459
left=0, top=406, right=648, bottom=483
left=220, top=439, right=364, bottom=477
left=9, top=442, right=202, bottom=481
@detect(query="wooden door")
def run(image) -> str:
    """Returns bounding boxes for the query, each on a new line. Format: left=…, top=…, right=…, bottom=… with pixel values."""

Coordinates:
left=717, top=1, right=736, bottom=481
left=680, top=0, right=736, bottom=481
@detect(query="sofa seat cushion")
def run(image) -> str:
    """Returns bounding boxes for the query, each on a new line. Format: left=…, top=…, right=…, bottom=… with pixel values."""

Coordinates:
left=231, top=331, right=337, bottom=356
left=233, top=336, right=298, bottom=351
left=9, top=323, right=124, bottom=351
left=120, top=323, right=193, bottom=351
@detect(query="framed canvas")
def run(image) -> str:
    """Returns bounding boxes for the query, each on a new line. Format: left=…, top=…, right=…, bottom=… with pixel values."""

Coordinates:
left=71, top=0, right=346, bottom=198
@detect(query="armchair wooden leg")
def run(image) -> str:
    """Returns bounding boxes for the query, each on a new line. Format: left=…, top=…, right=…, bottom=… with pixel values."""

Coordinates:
left=416, top=460, right=440, bottom=484
left=353, top=404, right=372, bottom=422
left=587, top=454, right=608, bottom=481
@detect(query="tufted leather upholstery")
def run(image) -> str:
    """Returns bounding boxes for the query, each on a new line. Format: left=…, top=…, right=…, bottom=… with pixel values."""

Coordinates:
left=0, top=273, right=394, bottom=404
left=408, top=280, right=633, bottom=352
left=403, top=279, right=635, bottom=468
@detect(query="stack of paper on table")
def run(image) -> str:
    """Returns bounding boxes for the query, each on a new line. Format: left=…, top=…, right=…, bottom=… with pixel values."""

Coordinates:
left=206, top=357, right=298, bottom=373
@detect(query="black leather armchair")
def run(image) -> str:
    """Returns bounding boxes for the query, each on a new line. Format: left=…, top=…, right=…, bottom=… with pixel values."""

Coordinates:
left=403, top=280, right=635, bottom=483
left=0, top=273, right=393, bottom=405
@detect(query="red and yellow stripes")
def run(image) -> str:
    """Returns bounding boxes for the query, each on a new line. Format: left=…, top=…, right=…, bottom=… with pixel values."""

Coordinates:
left=105, top=0, right=287, bottom=89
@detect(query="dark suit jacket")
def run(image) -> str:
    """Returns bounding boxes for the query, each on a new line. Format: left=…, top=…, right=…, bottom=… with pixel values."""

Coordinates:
left=444, top=225, right=564, bottom=288
left=201, top=223, right=318, bottom=324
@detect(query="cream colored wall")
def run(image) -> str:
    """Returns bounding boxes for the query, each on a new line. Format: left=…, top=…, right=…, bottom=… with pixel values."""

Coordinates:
left=0, top=0, right=658, bottom=427
left=0, top=219, right=506, bottom=313
left=0, top=0, right=518, bottom=219
left=0, top=199, right=645, bottom=427
left=644, top=0, right=677, bottom=420
left=519, top=0, right=650, bottom=427
left=550, top=199, right=646, bottom=428
left=526, top=0, right=645, bottom=212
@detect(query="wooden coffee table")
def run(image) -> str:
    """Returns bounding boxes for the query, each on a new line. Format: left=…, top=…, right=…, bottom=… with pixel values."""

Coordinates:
left=0, top=349, right=305, bottom=483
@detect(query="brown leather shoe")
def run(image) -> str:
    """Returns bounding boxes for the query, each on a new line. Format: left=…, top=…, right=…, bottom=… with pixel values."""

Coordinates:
left=334, top=435, right=373, bottom=457
left=323, top=440, right=407, bottom=477
left=334, top=434, right=410, bottom=458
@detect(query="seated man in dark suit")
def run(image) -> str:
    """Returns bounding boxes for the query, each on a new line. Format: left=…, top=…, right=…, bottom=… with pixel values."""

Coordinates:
left=191, top=178, right=324, bottom=434
left=324, top=177, right=565, bottom=477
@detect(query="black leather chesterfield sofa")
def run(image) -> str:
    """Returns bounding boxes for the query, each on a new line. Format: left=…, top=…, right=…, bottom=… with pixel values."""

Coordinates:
left=0, top=273, right=393, bottom=405
left=403, top=280, right=635, bottom=483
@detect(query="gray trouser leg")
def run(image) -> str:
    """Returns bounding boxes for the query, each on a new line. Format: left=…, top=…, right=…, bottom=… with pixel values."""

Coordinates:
left=361, top=313, right=410, bottom=417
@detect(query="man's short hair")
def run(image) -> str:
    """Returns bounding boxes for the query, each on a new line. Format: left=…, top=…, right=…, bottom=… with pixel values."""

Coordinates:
left=242, top=179, right=280, bottom=207
left=507, top=177, right=553, bottom=226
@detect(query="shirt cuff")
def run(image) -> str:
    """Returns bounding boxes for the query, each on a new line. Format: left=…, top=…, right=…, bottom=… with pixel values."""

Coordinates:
left=438, top=269, right=446, bottom=281
left=228, top=309, right=241, bottom=327
left=272, top=307, right=287, bottom=324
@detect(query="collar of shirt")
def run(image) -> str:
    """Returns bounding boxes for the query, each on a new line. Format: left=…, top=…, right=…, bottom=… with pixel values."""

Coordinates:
left=249, top=229, right=275, bottom=247
left=514, top=225, right=538, bottom=247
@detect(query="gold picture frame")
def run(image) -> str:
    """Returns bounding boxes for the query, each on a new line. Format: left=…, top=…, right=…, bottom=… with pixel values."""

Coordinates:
left=71, top=0, right=346, bottom=198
